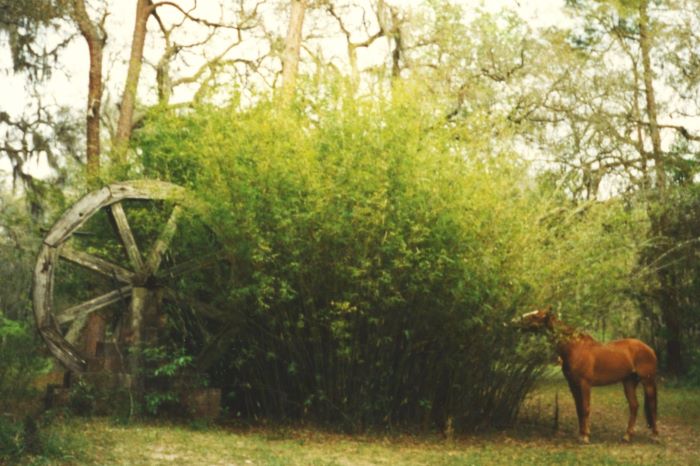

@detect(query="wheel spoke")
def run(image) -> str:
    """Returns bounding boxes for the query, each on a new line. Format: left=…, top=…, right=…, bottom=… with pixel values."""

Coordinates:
left=156, top=251, right=221, bottom=280
left=146, top=205, right=181, bottom=274
left=60, top=245, right=135, bottom=284
left=65, top=314, right=88, bottom=344
left=56, top=286, right=132, bottom=325
left=34, top=181, right=191, bottom=374
left=110, top=202, right=145, bottom=273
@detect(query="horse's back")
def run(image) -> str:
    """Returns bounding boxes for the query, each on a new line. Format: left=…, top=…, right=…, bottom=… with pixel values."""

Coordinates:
left=608, top=338, right=657, bottom=378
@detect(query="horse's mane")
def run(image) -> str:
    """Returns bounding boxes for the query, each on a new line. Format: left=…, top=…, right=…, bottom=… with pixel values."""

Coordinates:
left=550, top=316, right=596, bottom=343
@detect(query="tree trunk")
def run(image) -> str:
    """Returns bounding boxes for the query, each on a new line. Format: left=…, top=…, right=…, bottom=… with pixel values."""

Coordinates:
left=113, top=0, right=152, bottom=162
left=659, top=284, right=684, bottom=376
left=666, top=329, right=683, bottom=376
left=71, top=0, right=104, bottom=180
left=390, top=8, right=402, bottom=80
left=639, top=0, right=664, bottom=191
left=640, top=0, right=685, bottom=375
left=375, top=2, right=402, bottom=82
left=629, top=58, right=651, bottom=191
left=281, top=0, right=307, bottom=105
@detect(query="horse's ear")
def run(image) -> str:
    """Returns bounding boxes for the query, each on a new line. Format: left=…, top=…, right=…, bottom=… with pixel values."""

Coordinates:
left=544, top=307, right=556, bottom=326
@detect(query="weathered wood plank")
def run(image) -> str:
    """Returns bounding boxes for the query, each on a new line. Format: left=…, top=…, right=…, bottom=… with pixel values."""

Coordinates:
left=33, top=245, right=58, bottom=328
left=109, top=180, right=186, bottom=202
left=109, top=202, right=146, bottom=273
left=146, top=205, right=182, bottom=273
left=44, top=187, right=112, bottom=247
left=65, top=314, right=88, bottom=344
left=56, top=286, right=132, bottom=325
left=128, top=287, right=147, bottom=395
left=40, top=326, right=87, bottom=372
left=34, top=245, right=87, bottom=371
left=60, top=245, right=135, bottom=284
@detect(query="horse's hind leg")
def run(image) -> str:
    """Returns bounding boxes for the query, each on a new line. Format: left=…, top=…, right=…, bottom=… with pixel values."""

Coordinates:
left=580, top=381, right=592, bottom=443
left=622, top=375, right=639, bottom=442
left=641, top=377, right=659, bottom=438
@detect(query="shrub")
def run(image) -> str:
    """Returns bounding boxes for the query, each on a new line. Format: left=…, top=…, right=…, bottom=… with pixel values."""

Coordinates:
left=0, top=312, right=50, bottom=413
left=0, top=414, right=85, bottom=464
left=142, top=345, right=199, bottom=416
left=131, top=84, right=637, bottom=431
left=0, top=415, right=23, bottom=462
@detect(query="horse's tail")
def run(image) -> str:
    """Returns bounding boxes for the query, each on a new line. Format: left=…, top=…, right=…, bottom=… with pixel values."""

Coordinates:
left=643, top=377, right=657, bottom=429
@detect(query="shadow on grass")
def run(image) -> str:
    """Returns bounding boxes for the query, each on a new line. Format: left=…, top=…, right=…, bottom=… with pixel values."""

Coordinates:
left=513, top=374, right=694, bottom=446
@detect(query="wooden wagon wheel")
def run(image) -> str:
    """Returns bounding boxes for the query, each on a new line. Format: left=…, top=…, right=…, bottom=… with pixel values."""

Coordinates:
left=32, top=180, right=208, bottom=374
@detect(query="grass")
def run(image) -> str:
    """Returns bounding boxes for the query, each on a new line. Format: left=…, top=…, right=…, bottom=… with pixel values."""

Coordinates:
left=18, top=376, right=700, bottom=466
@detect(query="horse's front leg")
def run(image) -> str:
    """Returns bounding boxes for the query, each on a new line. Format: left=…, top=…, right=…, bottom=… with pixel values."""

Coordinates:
left=564, top=374, right=587, bottom=443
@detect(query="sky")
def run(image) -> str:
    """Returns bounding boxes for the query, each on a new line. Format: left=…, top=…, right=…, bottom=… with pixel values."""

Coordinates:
left=0, top=0, right=569, bottom=186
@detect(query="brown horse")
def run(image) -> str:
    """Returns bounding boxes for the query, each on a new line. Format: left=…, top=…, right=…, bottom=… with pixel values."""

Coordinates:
left=515, top=308, right=659, bottom=443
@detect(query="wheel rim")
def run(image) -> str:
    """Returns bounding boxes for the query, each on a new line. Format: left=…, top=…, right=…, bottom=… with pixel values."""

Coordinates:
left=33, top=180, right=187, bottom=372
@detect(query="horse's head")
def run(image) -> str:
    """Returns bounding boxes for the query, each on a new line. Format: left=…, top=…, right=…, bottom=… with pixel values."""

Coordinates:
left=512, top=306, right=555, bottom=331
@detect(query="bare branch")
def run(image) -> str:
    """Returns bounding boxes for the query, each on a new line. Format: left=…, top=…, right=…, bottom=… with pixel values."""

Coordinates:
left=151, top=1, right=247, bottom=29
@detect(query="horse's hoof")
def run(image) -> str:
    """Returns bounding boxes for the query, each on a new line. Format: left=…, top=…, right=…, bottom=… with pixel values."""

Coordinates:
left=622, top=433, right=631, bottom=442
left=651, top=434, right=661, bottom=444
left=579, top=435, right=590, bottom=444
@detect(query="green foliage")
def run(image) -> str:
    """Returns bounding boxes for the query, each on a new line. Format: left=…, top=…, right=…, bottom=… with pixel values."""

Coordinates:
left=686, top=348, right=700, bottom=386
left=642, top=185, right=700, bottom=375
left=142, top=346, right=198, bottom=416
left=0, top=0, right=69, bottom=79
left=527, top=191, right=647, bottom=334
left=0, top=414, right=87, bottom=464
left=128, top=82, right=646, bottom=430
left=67, top=379, right=98, bottom=417
left=0, top=194, right=41, bottom=321
left=0, top=313, right=50, bottom=412
left=147, top=347, right=193, bottom=378
left=0, top=416, right=24, bottom=462
left=64, top=377, right=133, bottom=420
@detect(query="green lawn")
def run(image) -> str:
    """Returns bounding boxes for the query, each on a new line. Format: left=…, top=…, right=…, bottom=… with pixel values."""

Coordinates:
left=22, top=377, right=700, bottom=465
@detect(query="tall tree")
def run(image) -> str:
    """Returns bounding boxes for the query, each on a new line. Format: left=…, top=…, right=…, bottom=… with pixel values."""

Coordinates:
left=113, top=0, right=263, bottom=160
left=70, top=0, right=106, bottom=179
left=112, top=0, right=152, bottom=163
left=535, top=0, right=700, bottom=374
left=638, top=0, right=664, bottom=191
left=324, top=1, right=384, bottom=88
left=280, top=0, right=308, bottom=104
left=0, top=0, right=79, bottom=192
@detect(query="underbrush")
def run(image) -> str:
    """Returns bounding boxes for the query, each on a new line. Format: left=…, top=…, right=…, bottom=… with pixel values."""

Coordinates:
left=0, top=313, right=51, bottom=412
left=682, top=347, right=700, bottom=387
left=0, top=413, right=86, bottom=465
